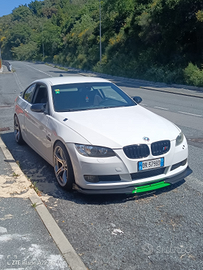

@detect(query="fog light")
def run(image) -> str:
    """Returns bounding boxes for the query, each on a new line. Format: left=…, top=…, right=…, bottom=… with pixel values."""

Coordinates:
left=84, top=175, right=99, bottom=183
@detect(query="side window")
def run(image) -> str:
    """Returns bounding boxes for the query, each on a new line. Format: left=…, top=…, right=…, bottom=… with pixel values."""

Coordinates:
left=33, top=84, right=48, bottom=104
left=23, top=84, right=36, bottom=103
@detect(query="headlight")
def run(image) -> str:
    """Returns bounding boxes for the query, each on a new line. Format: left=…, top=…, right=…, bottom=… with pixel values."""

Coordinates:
left=176, top=132, right=184, bottom=146
left=75, top=144, right=115, bottom=157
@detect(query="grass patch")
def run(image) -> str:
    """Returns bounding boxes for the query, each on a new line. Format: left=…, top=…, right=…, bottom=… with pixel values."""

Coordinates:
left=12, top=172, right=19, bottom=177
left=184, top=63, right=203, bottom=87
left=30, top=182, right=41, bottom=196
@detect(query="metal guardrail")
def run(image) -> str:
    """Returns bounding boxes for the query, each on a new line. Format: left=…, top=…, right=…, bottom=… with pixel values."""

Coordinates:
left=2, top=60, right=12, bottom=71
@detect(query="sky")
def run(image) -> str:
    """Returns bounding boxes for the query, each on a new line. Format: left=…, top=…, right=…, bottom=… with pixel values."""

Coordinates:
left=0, top=1, right=36, bottom=17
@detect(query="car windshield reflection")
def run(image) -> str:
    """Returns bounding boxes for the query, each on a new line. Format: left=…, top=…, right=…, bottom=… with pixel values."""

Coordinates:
left=52, top=82, right=136, bottom=112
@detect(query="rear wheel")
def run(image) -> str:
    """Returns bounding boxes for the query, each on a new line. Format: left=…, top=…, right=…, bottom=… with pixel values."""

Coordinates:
left=14, top=115, right=24, bottom=145
left=53, top=142, right=74, bottom=190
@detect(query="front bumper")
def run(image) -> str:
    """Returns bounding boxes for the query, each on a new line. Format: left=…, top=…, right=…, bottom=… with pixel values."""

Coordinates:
left=74, top=166, right=192, bottom=194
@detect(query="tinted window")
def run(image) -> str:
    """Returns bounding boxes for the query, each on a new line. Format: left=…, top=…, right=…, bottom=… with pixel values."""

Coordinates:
left=52, top=82, right=135, bottom=112
left=23, top=84, right=36, bottom=103
left=33, top=85, right=48, bottom=104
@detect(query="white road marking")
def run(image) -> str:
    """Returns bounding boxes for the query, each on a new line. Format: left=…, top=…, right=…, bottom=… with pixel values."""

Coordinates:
left=13, top=72, right=24, bottom=91
left=146, top=105, right=202, bottom=118
left=4, top=268, right=25, bottom=270
left=178, top=111, right=202, bottom=117
left=112, top=229, right=124, bottom=235
left=25, top=65, right=52, bottom=77
left=154, top=106, right=169, bottom=111
left=0, top=227, right=7, bottom=234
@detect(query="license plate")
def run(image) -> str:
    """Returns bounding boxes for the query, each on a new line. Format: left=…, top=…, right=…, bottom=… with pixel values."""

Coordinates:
left=138, top=157, right=164, bottom=171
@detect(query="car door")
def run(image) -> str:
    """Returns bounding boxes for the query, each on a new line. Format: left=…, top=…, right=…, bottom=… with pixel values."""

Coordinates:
left=24, top=83, right=52, bottom=163
left=19, top=83, right=36, bottom=138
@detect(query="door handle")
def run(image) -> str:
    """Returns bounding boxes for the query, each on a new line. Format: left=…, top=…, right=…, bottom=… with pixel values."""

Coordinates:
left=46, top=134, right=51, bottom=141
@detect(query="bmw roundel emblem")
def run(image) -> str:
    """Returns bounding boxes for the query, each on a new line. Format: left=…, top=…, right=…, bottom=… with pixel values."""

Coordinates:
left=143, top=137, right=150, bottom=142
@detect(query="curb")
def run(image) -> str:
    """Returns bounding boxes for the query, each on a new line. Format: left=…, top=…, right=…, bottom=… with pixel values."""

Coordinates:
left=0, top=136, right=87, bottom=270
left=139, top=86, right=203, bottom=99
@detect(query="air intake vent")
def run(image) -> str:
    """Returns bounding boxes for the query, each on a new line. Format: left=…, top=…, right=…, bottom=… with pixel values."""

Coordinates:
left=123, top=144, right=150, bottom=159
left=151, top=140, right=170, bottom=156
left=171, top=159, right=187, bottom=171
left=131, top=167, right=165, bottom=180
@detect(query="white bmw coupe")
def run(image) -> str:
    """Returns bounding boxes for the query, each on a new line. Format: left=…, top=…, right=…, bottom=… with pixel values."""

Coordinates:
left=14, top=76, right=192, bottom=194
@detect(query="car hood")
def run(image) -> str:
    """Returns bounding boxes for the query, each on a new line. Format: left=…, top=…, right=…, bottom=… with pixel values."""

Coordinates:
left=56, top=105, right=180, bottom=148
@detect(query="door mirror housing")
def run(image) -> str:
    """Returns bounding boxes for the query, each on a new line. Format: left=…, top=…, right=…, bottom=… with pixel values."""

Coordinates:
left=31, top=103, right=46, bottom=113
left=133, top=96, right=142, bottom=104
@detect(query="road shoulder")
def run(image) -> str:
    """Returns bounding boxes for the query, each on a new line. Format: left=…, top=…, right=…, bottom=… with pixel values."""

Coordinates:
left=0, top=136, right=87, bottom=270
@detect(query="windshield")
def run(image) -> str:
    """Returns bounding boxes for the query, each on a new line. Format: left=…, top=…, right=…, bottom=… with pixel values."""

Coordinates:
left=52, top=82, right=136, bottom=112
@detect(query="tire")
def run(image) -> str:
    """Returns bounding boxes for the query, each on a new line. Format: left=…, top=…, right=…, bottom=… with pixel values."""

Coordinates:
left=53, top=141, right=74, bottom=190
left=14, top=115, right=24, bottom=145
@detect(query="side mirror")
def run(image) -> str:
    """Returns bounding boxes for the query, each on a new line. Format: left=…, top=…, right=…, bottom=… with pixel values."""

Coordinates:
left=133, top=96, right=142, bottom=104
left=31, top=103, right=46, bottom=113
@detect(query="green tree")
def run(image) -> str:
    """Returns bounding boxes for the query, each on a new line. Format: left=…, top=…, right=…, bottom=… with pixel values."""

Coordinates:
left=12, top=5, right=32, bottom=21
left=41, top=20, right=62, bottom=57
left=28, top=0, right=43, bottom=16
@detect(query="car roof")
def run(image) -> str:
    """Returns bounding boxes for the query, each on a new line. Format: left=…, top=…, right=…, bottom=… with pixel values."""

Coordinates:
left=34, top=76, right=110, bottom=86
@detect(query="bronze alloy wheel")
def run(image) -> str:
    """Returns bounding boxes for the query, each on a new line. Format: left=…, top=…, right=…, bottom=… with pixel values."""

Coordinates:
left=53, top=141, right=74, bottom=190
left=14, top=115, right=24, bottom=145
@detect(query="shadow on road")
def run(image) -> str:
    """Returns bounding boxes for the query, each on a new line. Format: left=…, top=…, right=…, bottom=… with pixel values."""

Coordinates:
left=1, top=132, right=185, bottom=205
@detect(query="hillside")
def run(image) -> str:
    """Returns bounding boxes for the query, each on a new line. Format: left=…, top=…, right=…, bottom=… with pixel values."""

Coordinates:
left=0, top=0, right=203, bottom=86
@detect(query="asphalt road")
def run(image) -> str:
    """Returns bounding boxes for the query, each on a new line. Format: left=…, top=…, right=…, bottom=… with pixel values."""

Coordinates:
left=1, top=61, right=203, bottom=270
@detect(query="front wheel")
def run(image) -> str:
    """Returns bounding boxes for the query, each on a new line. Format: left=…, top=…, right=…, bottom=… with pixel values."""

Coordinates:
left=14, top=115, right=24, bottom=145
left=53, top=142, right=74, bottom=190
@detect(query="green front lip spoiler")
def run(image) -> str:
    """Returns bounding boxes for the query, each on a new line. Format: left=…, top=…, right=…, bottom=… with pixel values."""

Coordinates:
left=74, top=166, right=192, bottom=194
left=132, top=181, right=170, bottom=194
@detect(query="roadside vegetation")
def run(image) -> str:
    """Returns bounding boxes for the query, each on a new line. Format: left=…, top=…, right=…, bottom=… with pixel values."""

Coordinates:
left=0, top=0, right=203, bottom=86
